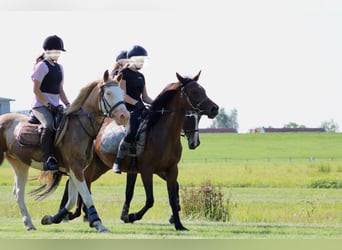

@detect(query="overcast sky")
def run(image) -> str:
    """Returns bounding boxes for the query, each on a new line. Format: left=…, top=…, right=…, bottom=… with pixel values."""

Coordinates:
left=1, top=0, right=342, bottom=132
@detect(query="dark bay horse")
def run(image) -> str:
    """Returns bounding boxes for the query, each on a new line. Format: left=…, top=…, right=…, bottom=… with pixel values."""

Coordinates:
left=96, top=71, right=218, bottom=230
left=58, top=111, right=202, bottom=223
left=0, top=71, right=129, bottom=232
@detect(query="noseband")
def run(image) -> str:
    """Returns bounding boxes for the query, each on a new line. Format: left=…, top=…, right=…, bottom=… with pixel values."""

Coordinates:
left=100, top=81, right=125, bottom=117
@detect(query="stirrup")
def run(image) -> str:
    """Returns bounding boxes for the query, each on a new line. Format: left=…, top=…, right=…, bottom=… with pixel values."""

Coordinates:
left=43, top=156, right=59, bottom=171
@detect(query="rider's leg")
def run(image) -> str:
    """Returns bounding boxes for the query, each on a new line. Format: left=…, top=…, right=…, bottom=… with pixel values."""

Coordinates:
left=113, top=110, right=140, bottom=174
left=32, top=106, right=58, bottom=171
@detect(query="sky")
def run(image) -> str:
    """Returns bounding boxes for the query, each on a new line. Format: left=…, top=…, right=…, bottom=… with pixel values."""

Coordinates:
left=1, top=0, right=342, bottom=133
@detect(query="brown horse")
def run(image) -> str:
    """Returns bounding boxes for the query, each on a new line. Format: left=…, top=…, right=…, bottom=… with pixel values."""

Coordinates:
left=96, top=71, right=218, bottom=230
left=58, top=111, right=202, bottom=222
left=0, top=70, right=129, bottom=232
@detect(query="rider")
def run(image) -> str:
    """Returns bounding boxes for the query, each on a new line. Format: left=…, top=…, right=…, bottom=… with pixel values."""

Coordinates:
left=31, top=35, right=70, bottom=171
left=113, top=45, right=153, bottom=174
left=110, top=50, right=129, bottom=77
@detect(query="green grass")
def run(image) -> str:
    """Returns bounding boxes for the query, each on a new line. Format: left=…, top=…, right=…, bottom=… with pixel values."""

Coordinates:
left=1, top=132, right=342, bottom=238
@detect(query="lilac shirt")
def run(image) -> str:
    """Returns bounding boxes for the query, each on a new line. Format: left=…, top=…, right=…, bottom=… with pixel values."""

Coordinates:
left=31, top=61, right=64, bottom=108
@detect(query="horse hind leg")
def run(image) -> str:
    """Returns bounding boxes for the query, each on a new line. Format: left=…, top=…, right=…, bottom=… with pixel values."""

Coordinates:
left=120, top=173, right=138, bottom=223
left=9, top=159, right=36, bottom=230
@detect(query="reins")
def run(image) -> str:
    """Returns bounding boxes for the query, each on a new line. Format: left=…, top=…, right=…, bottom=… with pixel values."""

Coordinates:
left=70, top=81, right=125, bottom=140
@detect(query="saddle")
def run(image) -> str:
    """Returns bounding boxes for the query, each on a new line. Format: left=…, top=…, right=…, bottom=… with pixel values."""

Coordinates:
left=17, top=106, right=66, bottom=147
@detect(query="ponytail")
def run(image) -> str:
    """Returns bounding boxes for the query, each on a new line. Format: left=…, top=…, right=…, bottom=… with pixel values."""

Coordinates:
left=35, top=53, right=45, bottom=65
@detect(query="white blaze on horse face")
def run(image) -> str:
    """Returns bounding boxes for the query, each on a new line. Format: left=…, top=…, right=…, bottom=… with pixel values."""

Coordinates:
left=101, top=85, right=130, bottom=125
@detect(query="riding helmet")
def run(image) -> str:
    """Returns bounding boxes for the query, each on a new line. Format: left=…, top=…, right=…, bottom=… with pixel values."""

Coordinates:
left=127, top=45, right=148, bottom=58
left=116, top=50, right=128, bottom=62
left=43, top=35, right=66, bottom=51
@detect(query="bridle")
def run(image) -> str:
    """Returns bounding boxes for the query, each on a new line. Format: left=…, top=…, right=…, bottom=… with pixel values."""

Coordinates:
left=74, top=80, right=125, bottom=140
left=181, top=111, right=200, bottom=137
left=181, top=81, right=209, bottom=114
left=99, top=81, right=125, bottom=117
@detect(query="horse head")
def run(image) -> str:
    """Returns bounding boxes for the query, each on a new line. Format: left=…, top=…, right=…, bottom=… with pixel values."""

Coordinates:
left=99, top=70, right=130, bottom=126
left=177, top=71, right=219, bottom=119
left=182, top=111, right=201, bottom=149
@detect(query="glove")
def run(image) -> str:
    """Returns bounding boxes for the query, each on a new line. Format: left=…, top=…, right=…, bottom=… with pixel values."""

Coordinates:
left=135, top=101, right=145, bottom=111
left=47, top=103, right=57, bottom=113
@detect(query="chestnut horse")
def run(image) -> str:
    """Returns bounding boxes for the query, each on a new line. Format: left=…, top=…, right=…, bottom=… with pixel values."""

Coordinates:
left=58, top=111, right=202, bottom=223
left=0, top=70, right=129, bottom=232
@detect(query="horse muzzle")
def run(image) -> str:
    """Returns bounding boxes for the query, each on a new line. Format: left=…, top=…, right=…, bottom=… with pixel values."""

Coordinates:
left=112, top=108, right=130, bottom=126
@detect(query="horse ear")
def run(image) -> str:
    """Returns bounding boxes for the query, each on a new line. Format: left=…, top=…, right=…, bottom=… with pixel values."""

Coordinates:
left=176, top=72, right=185, bottom=83
left=103, top=70, right=109, bottom=82
left=115, top=73, right=123, bottom=82
left=193, top=70, right=201, bottom=81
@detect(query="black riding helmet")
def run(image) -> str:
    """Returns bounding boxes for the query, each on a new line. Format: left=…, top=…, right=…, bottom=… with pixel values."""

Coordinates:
left=43, top=35, right=66, bottom=51
left=127, top=45, right=148, bottom=58
left=116, top=50, right=128, bottom=62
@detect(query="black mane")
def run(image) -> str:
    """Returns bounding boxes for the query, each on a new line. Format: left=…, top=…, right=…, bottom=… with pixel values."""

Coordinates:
left=146, top=82, right=179, bottom=129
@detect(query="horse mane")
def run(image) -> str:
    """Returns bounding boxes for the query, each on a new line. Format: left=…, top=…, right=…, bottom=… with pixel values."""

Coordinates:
left=146, top=82, right=180, bottom=129
left=65, top=80, right=101, bottom=115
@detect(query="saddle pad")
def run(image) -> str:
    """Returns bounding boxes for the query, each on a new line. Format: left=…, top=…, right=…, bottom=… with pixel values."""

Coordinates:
left=17, top=123, right=42, bottom=146
left=100, top=121, right=126, bottom=154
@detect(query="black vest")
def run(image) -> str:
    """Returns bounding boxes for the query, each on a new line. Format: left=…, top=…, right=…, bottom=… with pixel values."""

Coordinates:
left=40, top=60, right=62, bottom=94
left=121, top=68, right=145, bottom=111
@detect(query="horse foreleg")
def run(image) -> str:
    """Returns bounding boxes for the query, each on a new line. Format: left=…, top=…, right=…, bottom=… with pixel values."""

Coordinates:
left=10, top=161, right=35, bottom=231
left=156, top=172, right=181, bottom=224
left=126, top=172, right=154, bottom=223
left=166, top=168, right=188, bottom=231
left=69, top=170, right=109, bottom=233
left=120, top=173, right=138, bottom=222
left=41, top=176, right=78, bottom=225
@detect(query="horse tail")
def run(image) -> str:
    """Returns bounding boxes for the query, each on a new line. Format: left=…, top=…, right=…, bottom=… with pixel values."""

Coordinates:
left=29, top=171, right=64, bottom=201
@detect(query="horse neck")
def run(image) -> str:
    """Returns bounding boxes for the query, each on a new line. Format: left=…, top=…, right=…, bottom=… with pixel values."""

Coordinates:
left=151, top=92, right=186, bottom=144
left=82, top=86, right=103, bottom=120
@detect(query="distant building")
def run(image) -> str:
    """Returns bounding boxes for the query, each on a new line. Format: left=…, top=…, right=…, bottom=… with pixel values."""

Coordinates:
left=0, top=97, right=15, bottom=115
left=261, top=127, right=326, bottom=133
left=199, top=128, right=238, bottom=133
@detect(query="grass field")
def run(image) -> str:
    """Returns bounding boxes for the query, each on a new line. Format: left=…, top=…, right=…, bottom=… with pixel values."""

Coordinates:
left=1, top=132, right=342, bottom=239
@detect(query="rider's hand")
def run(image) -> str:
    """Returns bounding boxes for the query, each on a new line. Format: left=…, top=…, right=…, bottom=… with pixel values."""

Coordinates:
left=135, top=101, right=145, bottom=111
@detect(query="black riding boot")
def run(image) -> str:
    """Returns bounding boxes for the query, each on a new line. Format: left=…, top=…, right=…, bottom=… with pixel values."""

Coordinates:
left=113, top=140, right=131, bottom=174
left=41, top=128, right=59, bottom=171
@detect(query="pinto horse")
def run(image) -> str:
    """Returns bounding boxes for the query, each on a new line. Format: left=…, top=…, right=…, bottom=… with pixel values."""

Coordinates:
left=0, top=70, right=129, bottom=232
left=98, top=71, right=218, bottom=230
left=58, top=111, right=202, bottom=223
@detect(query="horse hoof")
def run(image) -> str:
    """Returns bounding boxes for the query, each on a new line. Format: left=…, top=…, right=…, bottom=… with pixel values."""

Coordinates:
left=168, top=215, right=174, bottom=224
left=175, top=225, right=189, bottom=231
left=26, top=225, right=37, bottom=231
left=41, top=215, right=53, bottom=225
left=121, top=214, right=130, bottom=223
left=92, top=220, right=111, bottom=233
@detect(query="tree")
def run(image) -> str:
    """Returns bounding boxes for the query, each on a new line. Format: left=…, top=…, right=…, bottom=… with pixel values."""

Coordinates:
left=210, top=108, right=239, bottom=130
left=321, top=119, right=339, bottom=132
left=284, top=122, right=306, bottom=128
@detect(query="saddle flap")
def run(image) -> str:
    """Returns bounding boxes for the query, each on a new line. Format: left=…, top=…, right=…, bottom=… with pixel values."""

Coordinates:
left=17, top=123, right=42, bottom=146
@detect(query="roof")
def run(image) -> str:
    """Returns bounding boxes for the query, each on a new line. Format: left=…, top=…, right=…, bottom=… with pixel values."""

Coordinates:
left=0, top=97, right=15, bottom=102
left=263, top=127, right=325, bottom=133
left=199, top=128, right=238, bottom=133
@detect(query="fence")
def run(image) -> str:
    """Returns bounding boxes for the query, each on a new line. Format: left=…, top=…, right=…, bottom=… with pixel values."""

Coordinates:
left=180, top=157, right=342, bottom=164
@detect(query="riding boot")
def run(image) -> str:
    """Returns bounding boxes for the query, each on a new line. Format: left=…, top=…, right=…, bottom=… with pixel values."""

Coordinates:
left=41, top=128, right=59, bottom=171
left=113, top=140, right=131, bottom=174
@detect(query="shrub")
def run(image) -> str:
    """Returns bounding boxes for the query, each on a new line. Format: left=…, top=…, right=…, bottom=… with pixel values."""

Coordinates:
left=181, top=182, right=234, bottom=222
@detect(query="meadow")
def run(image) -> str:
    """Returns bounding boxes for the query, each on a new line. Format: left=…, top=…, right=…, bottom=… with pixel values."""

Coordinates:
left=1, top=132, right=342, bottom=239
